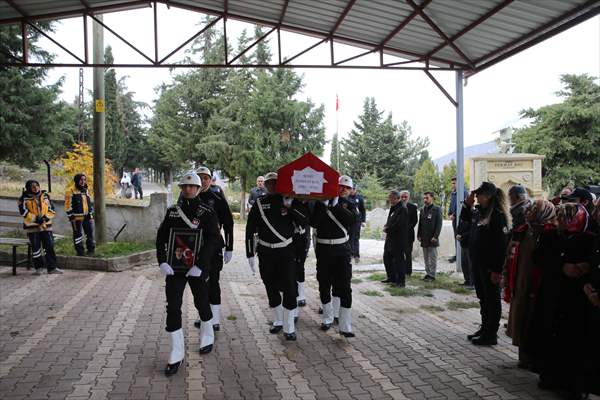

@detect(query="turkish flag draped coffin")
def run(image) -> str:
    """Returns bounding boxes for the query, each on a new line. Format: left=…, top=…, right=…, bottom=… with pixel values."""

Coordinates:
left=276, top=152, right=340, bottom=200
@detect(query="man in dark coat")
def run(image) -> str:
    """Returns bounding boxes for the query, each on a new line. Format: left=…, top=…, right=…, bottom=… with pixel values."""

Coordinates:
left=417, top=192, right=443, bottom=281
left=348, top=186, right=366, bottom=263
left=383, top=190, right=408, bottom=287
left=400, top=190, right=418, bottom=276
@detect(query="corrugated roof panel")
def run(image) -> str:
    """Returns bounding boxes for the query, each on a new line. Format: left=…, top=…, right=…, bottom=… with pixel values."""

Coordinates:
left=0, top=0, right=596, bottom=74
left=229, top=0, right=284, bottom=24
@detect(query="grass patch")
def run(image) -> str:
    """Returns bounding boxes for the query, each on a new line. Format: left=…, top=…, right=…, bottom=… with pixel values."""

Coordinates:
left=52, top=240, right=154, bottom=258
left=366, top=272, right=387, bottom=281
left=226, top=315, right=237, bottom=321
left=361, top=290, right=383, bottom=297
left=384, top=307, right=418, bottom=314
left=351, top=278, right=363, bottom=284
left=420, top=305, right=445, bottom=313
left=360, top=225, right=383, bottom=240
left=384, top=285, right=433, bottom=297
left=446, top=300, right=479, bottom=310
left=407, top=273, right=470, bottom=295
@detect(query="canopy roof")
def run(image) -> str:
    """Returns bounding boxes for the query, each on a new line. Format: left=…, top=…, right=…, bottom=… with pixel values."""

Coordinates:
left=1, top=0, right=598, bottom=74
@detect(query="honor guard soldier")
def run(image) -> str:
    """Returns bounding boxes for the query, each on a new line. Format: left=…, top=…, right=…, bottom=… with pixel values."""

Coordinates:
left=156, top=171, right=224, bottom=376
left=311, top=175, right=359, bottom=337
left=193, top=166, right=234, bottom=332
left=246, top=172, right=309, bottom=341
left=294, top=217, right=311, bottom=309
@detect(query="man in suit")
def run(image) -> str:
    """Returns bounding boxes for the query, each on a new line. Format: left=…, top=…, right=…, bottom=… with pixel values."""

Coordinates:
left=417, top=192, right=443, bottom=281
left=400, top=190, right=418, bottom=277
left=382, top=190, right=409, bottom=287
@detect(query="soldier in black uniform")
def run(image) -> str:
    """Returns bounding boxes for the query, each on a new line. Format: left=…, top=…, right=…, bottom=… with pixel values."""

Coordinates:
left=156, top=172, right=224, bottom=376
left=294, top=220, right=311, bottom=309
left=458, top=181, right=510, bottom=346
left=311, top=175, right=359, bottom=337
left=246, top=172, right=308, bottom=341
left=193, top=166, right=234, bottom=332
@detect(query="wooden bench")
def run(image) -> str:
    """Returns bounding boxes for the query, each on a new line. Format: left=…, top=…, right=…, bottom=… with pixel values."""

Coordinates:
left=0, top=210, right=64, bottom=275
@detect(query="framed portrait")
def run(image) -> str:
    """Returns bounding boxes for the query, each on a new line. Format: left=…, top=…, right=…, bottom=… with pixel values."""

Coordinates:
left=167, top=228, right=202, bottom=272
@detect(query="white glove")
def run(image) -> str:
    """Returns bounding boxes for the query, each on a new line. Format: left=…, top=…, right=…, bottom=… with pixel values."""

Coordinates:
left=247, top=257, right=256, bottom=275
left=186, top=265, right=202, bottom=277
left=361, top=222, right=366, bottom=228
left=283, top=196, right=293, bottom=208
left=330, top=196, right=339, bottom=207
left=159, top=262, right=174, bottom=276
left=223, top=251, right=233, bottom=264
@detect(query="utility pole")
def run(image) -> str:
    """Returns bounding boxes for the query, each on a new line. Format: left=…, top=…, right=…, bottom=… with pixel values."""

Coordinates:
left=93, top=14, right=107, bottom=244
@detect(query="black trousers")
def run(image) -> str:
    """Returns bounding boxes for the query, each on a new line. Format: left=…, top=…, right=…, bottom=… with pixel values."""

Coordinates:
left=134, top=184, right=143, bottom=199
left=404, top=240, right=414, bottom=276
left=460, top=247, right=473, bottom=285
left=71, top=218, right=95, bottom=255
left=208, top=250, right=223, bottom=305
left=316, top=252, right=352, bottom=308
left=473, top=265, right=501, bottom=337
left=294, top=241, right=308, bottom=284
left=383, top=248, right=406, bottom=285
left=257, top=246, right=297, bottom=310
left=28, top=231, right=57, bottom=271
left=165, top=274, right=211, bottom=332
left=349, top=222, right=361, bottom=258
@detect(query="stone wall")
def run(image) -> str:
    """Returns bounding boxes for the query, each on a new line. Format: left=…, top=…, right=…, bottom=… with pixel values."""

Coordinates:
left=0, top=193, right=167, bottom=243
left=366, top=208, right=456, bottom=258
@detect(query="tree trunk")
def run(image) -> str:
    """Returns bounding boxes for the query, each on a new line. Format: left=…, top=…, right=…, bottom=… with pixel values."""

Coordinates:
left=240, top=175, right=247, bottom=220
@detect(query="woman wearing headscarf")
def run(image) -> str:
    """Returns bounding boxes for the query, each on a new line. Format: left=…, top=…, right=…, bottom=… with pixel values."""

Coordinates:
left=531, top=203, right=595, bottom=399
left=458, top=181, right=511, bottom=346
left=64, top=173, right=95, bottom=256
left=506, top=200, right=556, bottom=369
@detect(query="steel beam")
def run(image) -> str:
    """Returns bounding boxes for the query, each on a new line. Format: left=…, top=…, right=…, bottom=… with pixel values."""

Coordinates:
left=229, top=26, right=276, bottom=64
left=158, top=16, right=222, bottom=64
left=424, top=70, right=456, bottom=107
left=406, top=0, right=474, bottom=69
left=425, top=0, right=514, bottom=60
left=27, top=22, right=85, bottom=63
left=455, top=70, right=465, bottom=273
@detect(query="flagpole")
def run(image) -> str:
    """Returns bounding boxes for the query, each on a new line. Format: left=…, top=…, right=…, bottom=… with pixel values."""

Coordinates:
left=336, top=93, right=340, bottom=171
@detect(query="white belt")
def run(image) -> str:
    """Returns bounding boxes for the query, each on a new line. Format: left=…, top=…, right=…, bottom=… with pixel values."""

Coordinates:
left=258, top=238, right=292, bottom=249
left=316, top=237, right=348, bottom=245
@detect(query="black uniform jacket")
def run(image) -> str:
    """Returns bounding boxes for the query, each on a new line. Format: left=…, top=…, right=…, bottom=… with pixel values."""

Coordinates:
left=384, top=202, right=408, bottom=252
left=406, top=202, right=418, bottom=243
left=310, top=197, right=358, bottom=257
left=198, top=185, right=234, bottom=251
left=245, top=193, right=308, bottom=258
left=156, top=197, right=224, bottom=275
left=458, top=203, right=509, bottom=274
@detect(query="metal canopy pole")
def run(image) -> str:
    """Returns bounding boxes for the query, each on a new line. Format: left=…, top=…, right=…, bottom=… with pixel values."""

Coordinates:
left=93, top=14, right=107, bottom=245
left=455, top=70, right=465, bottom=273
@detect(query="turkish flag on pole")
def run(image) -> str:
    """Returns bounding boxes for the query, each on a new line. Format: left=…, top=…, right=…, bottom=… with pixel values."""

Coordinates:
left=336, top=94, right=339, bottom=112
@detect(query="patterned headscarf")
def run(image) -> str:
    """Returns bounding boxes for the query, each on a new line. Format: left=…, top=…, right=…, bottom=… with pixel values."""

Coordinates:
left=527, top=199, right=556, bottom=225
left=557, top=203, right=589, bottom=234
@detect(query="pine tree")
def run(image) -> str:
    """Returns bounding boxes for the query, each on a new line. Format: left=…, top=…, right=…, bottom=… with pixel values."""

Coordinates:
left=330, top=133, right=340, bottom=170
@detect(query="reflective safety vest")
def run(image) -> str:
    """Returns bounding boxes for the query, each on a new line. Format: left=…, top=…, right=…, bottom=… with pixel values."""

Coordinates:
left=18, top=191, right=55, bottom=232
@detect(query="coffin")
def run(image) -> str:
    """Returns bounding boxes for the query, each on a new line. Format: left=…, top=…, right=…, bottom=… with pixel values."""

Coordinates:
left=276, top=152, right=340, bottom=200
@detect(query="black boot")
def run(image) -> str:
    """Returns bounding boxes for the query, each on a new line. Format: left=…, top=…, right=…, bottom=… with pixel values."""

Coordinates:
left=284, top=332, right=297, bottom=341
left=164, top=360, right=183, bottom=376
left=320, top=323, right=331, bottom=331
left=199, top=344, right=213, bottom=354
left=269, top=325, right=283, bottom=334
left=471, top=335, right=497, bottom=346
left=467, top=328, right=482, bottom=341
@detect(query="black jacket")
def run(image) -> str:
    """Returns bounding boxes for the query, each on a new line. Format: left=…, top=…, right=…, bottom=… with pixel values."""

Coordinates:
left=198, top=186, right=234, bottom=251
left=406, top=202, right=418, bottom=243
left=310, top=197, right=358, bottom=257
left=417, top=204, right=443, bottom=247
left=384, top=203, right=408, bottom=252
left=348, top=193, right=366, bottom=224
left=156, top=197, right=223, bottom=275
left=245, top=194, right=308, bottom=258
left=458, top=203, right=509, bottom=273
left=248, top=187, right=266, bottom=207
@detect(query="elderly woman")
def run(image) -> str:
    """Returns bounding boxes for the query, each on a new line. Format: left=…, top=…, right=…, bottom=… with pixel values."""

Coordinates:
left=531, top=203, right=596, bottom=399
left=506, top=200, right=556, bottom=369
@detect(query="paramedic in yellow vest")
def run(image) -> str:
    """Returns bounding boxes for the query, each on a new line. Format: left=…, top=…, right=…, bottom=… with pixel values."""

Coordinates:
left=65, top=173, right=95, bottom=256
left=17, top=180, right=62, bottom=275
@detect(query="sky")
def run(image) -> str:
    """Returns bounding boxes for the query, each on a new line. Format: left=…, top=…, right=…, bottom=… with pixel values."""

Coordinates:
left=40, top=5, right=600, bottom=161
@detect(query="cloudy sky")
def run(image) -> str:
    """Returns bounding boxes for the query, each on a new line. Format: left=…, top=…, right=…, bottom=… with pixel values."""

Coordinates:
left=41, top=5, right=600, bottom=160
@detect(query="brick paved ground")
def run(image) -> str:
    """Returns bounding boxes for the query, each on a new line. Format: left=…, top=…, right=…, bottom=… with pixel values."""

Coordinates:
left=1, top=229, right=598, bottom=400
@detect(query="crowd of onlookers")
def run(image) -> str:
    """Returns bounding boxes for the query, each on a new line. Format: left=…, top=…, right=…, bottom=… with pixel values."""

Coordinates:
left=500, top=185, right=599, bottom=399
